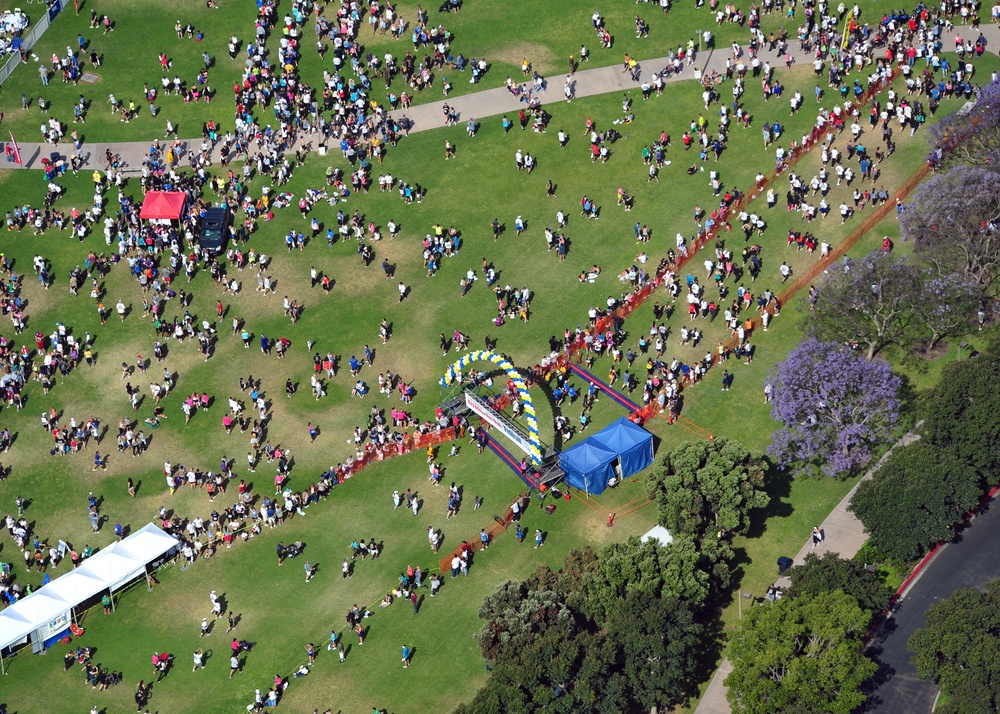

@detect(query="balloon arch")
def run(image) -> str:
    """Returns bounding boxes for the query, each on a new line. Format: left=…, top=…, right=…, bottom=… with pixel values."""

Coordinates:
left=440, top=350, right=543, bottom=465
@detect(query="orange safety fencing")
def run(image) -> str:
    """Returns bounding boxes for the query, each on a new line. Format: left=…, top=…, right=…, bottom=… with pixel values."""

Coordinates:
left=331, top=426, right=458, bottom=481
left=436, top=493, right=529, bottom=572
left=713, top=159, right=932, bottom=359
left=525, top=66, right=909, bottom=427
left=562, top=67, right=903, bottom=367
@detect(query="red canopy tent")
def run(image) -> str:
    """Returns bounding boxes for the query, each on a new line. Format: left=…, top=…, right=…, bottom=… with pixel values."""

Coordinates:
left=140, top=191, right=187, bottom=221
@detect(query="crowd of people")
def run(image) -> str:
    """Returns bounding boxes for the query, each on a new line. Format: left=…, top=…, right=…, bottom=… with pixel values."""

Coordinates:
left=0, top=0, right=996, bottom=709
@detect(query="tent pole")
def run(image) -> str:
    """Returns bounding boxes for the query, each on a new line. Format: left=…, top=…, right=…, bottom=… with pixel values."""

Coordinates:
left=1, top=648, right=6, bottom=675
left=109, top=587, right=115, bottom=612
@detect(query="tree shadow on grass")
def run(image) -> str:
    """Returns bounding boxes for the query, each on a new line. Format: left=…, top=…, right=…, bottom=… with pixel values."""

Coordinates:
left=893, top=371, right=922, bottom=431
left=744, top=461, right=794, bottom=540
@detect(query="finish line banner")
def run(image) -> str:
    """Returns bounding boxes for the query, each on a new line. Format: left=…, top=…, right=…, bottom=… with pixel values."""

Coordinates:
left=465, top=391, right=536, bottom=460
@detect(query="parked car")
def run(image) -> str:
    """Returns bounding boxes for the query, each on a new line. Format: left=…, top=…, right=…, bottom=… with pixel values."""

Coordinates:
left=198, top=207, right=232, bottom=256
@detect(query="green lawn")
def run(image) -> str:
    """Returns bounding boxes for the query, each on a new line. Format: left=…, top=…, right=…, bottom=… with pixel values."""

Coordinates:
left=0, top=0, right=991, bottom=710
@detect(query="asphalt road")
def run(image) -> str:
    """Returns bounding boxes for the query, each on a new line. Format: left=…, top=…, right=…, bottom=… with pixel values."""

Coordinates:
left=864, top=498, right=1000, bottom=712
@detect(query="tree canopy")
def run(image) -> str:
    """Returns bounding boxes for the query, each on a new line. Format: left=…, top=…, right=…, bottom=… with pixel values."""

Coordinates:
left=766, top=338, right=900, bottom=478
left=787, top=551, right=894, bottom=615
left=465, top=542, right=710, bottom=713
left=900, top=161, right=1000, bottom=287
left=809, top=251, right=923, bottom=359
left=725, top=591, right=878, bottom=714
left=643, top=438, right=769, bottom=544
left=908, top=580, right=1000, bottom=714
left=922, top=344, right=1000, bottom=479
left=927, top=77, right=1000, bottom=168
left=848, top=440, right=981, bottom=562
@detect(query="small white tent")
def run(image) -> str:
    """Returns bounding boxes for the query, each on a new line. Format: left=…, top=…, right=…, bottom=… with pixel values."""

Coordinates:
left=641, top=525, right=674, bottom=547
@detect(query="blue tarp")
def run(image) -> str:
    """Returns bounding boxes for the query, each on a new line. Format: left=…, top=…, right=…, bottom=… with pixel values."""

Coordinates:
left=559, top=440, right=617, bottom=495
left=558, top=418, right=654, bottom=495
left=591, top=417, right=654, bottom=479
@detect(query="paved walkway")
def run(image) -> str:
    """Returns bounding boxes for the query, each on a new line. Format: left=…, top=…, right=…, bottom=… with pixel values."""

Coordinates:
left=8, top=42, right=761, bottom=171
left=695, top=427, right=922, bottom=714
left=0, top=29, right=897, bottom=170
left=9, top=25, right=998, bottom=172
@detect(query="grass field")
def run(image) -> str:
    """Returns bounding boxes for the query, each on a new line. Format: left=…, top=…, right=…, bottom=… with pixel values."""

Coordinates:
left=0, top=0, right=992, bottom=710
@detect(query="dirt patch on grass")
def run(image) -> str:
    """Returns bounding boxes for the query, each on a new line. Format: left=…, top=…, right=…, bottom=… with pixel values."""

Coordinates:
left=911, top=339, right=950, bottom=361
left=489, top=42, right=559, bottom=75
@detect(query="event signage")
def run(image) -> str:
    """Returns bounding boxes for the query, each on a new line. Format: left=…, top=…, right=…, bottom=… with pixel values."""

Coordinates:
left=465, top=391, right=536, bottom=459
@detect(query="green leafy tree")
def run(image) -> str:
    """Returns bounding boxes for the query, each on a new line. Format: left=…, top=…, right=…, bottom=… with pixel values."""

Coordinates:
left=725, top=591, right=878, bottom=714
left=787, top=552, right=894, bottom=614
left=457, top=628, right=628, bottom=714
left=589, top=535, right=731, bottom=616
left=463, top=547, right=707, bottom=713
left=643, top=438, right=769, bottom=543
left=605, top=593, right=704, bottom=710
left=923, top=345, right=1000, bottom=479
left=848, top=441, right=981, bottom=561
left=908, top=580, right=1000, bottom=714
left=475, top=580, right=574, bottom=662
left=809, top=251, right=923, bottom=359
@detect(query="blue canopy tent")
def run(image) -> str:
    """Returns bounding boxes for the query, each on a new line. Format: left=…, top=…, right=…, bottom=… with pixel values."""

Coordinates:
left=558, top=440, right=617, bottom=496
left=590, top=417, right=654, bottom=479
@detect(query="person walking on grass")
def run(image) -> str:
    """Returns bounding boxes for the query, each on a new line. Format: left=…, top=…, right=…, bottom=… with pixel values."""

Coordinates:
left=304, top=560, right=314, bottom=582
left=193, top=649, right=205, bottom=671
left=402, top=644, right=411, bottom=668
left=229, top=654, right=240, bottom=679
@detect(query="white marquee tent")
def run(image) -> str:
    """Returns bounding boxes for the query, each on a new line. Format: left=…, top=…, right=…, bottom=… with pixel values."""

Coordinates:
left=0, top=523, right=178, bottom=673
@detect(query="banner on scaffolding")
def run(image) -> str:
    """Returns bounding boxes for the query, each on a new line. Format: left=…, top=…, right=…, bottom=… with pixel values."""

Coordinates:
left=465, top=391, right=536, bottom=461
left=440, top=350, right=542, bottom=465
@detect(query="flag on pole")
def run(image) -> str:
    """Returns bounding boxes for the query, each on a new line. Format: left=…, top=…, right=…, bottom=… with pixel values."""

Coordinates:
left=8, top=132, right=21, bottom=166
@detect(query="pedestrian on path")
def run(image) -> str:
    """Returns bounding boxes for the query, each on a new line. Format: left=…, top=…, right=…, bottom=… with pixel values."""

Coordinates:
left=811, top=526, right=823, bottom=550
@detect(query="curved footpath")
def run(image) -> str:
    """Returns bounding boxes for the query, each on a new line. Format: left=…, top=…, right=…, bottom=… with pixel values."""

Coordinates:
left=6, top=24, right=997, bottom=172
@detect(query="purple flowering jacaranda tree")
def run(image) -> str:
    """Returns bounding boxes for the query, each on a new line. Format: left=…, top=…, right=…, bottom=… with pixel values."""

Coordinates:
left=928, top=77, right=1000, bottom=168
left=900, top=163, right=1000, bottom=288
left=766, top=338, right=901, bottom=478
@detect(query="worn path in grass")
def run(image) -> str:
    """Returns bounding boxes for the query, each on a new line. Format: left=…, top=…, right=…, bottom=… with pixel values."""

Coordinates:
left=11, top=25, right=997, bottom=172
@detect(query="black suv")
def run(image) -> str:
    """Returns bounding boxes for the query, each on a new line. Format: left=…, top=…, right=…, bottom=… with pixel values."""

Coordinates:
left=199, top=207, right=232, bottom=256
